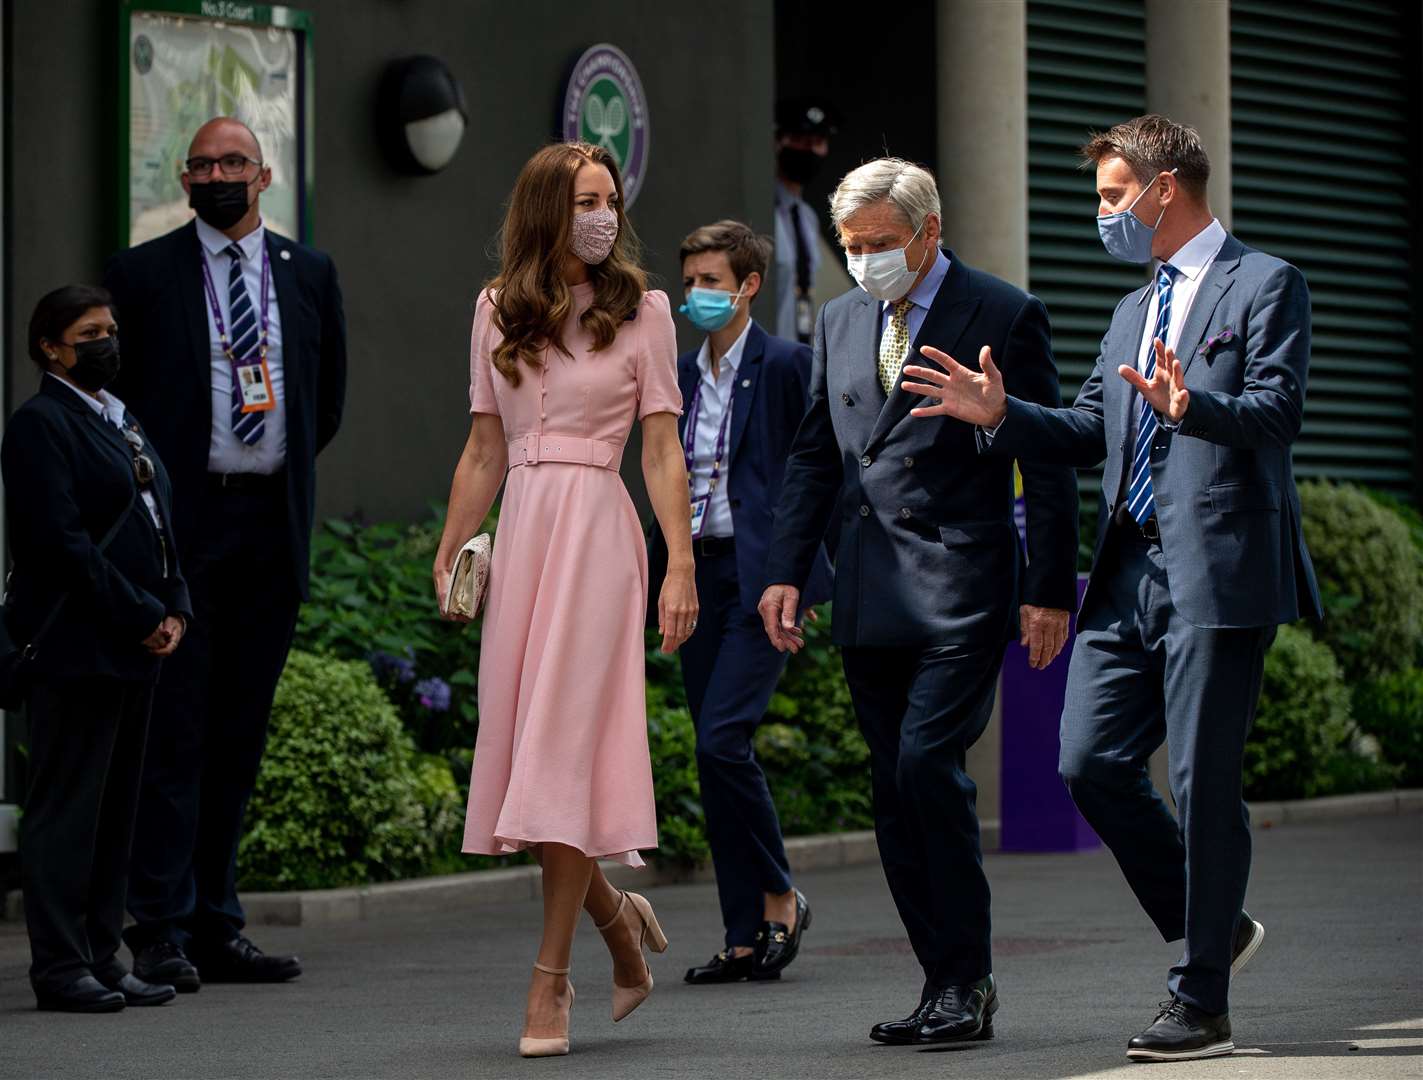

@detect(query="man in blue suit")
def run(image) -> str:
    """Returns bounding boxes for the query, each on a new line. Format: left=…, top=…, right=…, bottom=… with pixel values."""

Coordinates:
left=760, top=160, right=1080, bottom=1044
left=648, top=220, right=832, bottom=984
left=901, top=115, right=1322, bottom=1062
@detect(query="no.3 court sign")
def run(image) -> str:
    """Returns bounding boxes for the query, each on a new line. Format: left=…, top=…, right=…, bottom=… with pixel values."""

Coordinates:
left=562, top=44, right=649, bottom=207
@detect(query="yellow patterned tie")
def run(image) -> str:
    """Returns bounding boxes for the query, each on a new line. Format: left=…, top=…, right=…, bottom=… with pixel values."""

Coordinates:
left=878, top=298, right=913, bottom=396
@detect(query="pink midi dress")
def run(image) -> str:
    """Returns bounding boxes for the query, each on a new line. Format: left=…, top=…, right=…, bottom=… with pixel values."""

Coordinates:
left=461, top=284, right=682, bottom=867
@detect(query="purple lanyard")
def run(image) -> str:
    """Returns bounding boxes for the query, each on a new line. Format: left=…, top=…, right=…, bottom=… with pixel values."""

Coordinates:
left=683, top=377, right=734, bottom=494
left=200, top=243, right=271, bottom=364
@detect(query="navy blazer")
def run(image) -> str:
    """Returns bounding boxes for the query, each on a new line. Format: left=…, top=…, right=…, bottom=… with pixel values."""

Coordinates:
left=103, top=221, right=347, bottom=599
left=767, top=253, right=1080, bottom=648
left=2, top=377, right=192, bottom=681
left=985, top=233, right=1322, bottom=629
left=649, top=322, right=833, bottom=616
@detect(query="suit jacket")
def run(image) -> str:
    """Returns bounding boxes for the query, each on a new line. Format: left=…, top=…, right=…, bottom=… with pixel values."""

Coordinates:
left=766, top=253, right=1080, bottom=648
left=2, top=377, right=192, bottom=681
left=985, top=233, right=1322, bottom=629
left=103, top=221, right=347, bottom=598
left=648, top=323, right=833, bottom=617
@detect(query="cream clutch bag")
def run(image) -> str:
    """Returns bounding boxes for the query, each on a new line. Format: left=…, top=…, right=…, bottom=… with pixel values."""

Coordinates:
left=443, top=533, right=492, bottom=619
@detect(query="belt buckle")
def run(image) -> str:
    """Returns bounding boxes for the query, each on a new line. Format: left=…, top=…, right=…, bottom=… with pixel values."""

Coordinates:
left=522, top=433, right=540, bottom=466
left=1141, top=516, right=1161, bottom=542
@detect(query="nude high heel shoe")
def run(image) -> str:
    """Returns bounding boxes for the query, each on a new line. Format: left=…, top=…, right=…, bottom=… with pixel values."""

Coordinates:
left=596, top=891, right=669, bottom=1022
left=518, top=962, right=574, bottom=1058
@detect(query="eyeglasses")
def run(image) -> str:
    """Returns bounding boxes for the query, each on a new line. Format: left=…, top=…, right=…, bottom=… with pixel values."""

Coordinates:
left=184, top=154, right=262, bottom=179
left=122, top=427, right=157, bottom=489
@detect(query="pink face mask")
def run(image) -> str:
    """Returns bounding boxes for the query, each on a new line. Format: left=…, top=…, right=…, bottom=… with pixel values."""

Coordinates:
left=570, top=207, right=619, bottom=265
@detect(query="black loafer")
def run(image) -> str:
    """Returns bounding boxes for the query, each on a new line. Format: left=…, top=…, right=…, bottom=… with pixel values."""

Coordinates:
left=685, top=950, right=781, bottom=984
left=870, top=996, right=935, bottom=1045
left=753, top=889, right=811, bottom=976
left=35, top=974, right=126, bottom=1013
left=133, top=941, right=201, bottom=993
left=914, top=974, right=997, bottom=1043
left=1232, top=911, right=1265, bottom=976
left=1126, top=998, right=1233, bottom=1061
left=191, top=935, right=302, bottom=983
left=95, top=969, right=176, bottom=1007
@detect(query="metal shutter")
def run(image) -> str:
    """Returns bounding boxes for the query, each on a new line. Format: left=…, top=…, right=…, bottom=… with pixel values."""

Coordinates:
left=1232, top=0, right=1415, bottom=492
left=1027, top=0, right=1148, bottom=505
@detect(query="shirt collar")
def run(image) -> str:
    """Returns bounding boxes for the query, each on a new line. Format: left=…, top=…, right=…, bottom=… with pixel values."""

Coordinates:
left=882, top=248, right=952, bottom=314
left=196, top=215, right=266, bottom=262
left=1161, top=218, right=1226, bottom=282
left=697, top=319, right=754, bottom=378
left=45, top=372, right=128, bottom=425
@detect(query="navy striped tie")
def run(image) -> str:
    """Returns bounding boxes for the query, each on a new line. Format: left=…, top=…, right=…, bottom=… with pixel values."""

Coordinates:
left=226, top=243, right=264, bottom=446
left=1126, top=264, right=1178, bottom=526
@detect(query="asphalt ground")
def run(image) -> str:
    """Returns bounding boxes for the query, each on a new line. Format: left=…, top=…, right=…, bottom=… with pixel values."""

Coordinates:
left=1, top=811, right=1419, bottom=1080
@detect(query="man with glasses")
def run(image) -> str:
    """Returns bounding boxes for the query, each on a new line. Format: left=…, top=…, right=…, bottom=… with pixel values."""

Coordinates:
left=104, top=117, right=347, bottom=993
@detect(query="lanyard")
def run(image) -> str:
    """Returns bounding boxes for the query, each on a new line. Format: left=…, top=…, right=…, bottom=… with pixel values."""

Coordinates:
left=200, top=242, right=271, bottom=363
left=683, top=375, right=734, bottom=495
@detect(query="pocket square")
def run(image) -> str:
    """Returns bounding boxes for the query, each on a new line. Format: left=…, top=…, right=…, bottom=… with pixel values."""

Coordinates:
left=1199, top=326, right=1236, bottom=356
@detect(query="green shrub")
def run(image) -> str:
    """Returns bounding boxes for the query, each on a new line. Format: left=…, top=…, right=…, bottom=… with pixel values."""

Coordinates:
left=237, top=651, right=463, bottom=890
left=1298, top=482, right=1423, bottom=681
left=1353, top=668, right=1423, bottom=787
left=1245, top=625, right=1398, bottom=800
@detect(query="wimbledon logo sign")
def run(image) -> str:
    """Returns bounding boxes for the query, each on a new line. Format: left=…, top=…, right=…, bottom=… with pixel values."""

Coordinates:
left=562, top=44, right=650, bottom=208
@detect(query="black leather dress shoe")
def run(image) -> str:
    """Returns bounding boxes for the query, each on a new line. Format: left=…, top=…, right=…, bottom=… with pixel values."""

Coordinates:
left=914, top=974, right=997, bottom=1043
left=133, top=942, right=202, bottom=993
left=869, top=996, right=935, bottom=1045
left=95, top=970, right=177, bottom=1007
left=35, top=974, right=126, bottom=1013
left=753, top=889, right=811, bottom=976
left=1127, top=998, right=1233, bottom=1061
left=192, top=935, right=302, bottom=983
left=1232, top=911, right=1265, bottom=976
left=685, top=950, right=781, bottom=984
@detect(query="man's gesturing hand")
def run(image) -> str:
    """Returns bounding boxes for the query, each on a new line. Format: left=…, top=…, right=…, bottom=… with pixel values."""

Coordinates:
left=900, top=345, right=1008, bottom=428
left=1119, top=338, right=1190, bottom=423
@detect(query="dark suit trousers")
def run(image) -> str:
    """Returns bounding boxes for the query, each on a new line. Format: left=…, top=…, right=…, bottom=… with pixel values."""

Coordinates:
left=22, top=677, right=153, bottom=992
left=841, top=643, right=1000, bottom=990
left=1059, top=531, right=1273, bottom=1016
left=125, top=481, right=300, bottom=951
left=680, top=550, right=794, bottom=948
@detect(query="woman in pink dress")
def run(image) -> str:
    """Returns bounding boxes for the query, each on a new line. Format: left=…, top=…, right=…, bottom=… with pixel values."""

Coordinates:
left=433, top=142, right=697, bottom=1058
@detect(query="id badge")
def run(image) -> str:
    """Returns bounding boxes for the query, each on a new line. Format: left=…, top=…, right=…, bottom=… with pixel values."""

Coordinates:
left=236, top=360, right=276, bottom=413
left=690, top=493, right=710, bottom=539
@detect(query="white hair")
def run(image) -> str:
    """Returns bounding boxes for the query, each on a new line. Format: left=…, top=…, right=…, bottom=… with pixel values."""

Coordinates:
left=829, top=158, right=942, bottom=242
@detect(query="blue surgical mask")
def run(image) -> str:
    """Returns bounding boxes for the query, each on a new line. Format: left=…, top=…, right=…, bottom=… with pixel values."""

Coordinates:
left=1097, top=168, right=1177, bottom=263
left=679, top=285, right=746, bottom=332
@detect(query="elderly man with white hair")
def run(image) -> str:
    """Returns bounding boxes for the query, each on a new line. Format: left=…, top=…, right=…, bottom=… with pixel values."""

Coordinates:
left=759, top=158, right=1078, bottom=1046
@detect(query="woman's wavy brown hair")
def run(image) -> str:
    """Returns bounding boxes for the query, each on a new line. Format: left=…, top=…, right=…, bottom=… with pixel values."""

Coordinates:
left=487, top=142, right=647, bottom=384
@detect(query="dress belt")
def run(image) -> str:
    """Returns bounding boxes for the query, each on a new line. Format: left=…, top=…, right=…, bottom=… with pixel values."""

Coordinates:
left=507, top=433, right=623, bottom=472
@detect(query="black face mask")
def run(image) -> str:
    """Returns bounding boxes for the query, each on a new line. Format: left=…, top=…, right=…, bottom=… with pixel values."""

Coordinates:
left=189, top=179, right=253, bottom=230
left=778, top=147, right=825, bottom=186
left=66, top=336, right=121, bottom=391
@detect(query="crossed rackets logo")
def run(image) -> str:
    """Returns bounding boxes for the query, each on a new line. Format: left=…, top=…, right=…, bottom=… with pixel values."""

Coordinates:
left=583, top=92, right=627, bottom=157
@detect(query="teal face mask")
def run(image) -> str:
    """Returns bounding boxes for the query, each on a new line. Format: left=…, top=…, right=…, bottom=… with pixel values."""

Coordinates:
left=679, top=285, right=746, bottom=332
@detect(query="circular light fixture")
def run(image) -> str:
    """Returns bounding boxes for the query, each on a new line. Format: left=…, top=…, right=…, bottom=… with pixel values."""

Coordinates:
left=376, top=55, right=467, bottom=175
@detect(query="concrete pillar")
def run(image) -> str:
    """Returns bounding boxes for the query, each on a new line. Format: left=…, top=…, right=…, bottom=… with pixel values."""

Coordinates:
left=1145, top=0, right=1233, bottom=228
left=936, top=0, right=1029, bottom=288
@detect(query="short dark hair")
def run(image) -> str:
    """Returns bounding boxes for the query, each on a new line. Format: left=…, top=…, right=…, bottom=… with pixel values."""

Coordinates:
left=27, top=284, right=115, bottom=373
left=679, top=220, right=773, bottom=287
left=1079, top=114, right=1211, bottom=198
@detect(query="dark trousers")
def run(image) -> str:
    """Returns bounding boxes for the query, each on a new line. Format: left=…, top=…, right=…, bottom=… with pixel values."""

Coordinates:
left=841, top=642, right=1000, bottom=991
left=22, top=676, right=153, bottom=992
left=1059, top=531, right=1273, bottom=1016
left=680, top=550, right=794, bottom=948
left=125, top=481, right=300, bottom=952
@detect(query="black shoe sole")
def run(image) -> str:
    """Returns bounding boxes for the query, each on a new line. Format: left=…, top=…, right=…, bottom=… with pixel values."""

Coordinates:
left=122, top=989, right=178, bottom=1006
left=36, top=997, right=126, bottom=1014
left=684, top=971, right=782, bottom=985
left=138, top=967, right=201, bottom=993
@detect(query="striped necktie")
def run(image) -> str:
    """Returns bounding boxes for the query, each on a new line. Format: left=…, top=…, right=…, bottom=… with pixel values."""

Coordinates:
left=878, top=298, right=913, bottom=396
left=1126, top=263, right=1178, bottom=525
left=226, top=242, right=264, bottom=447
